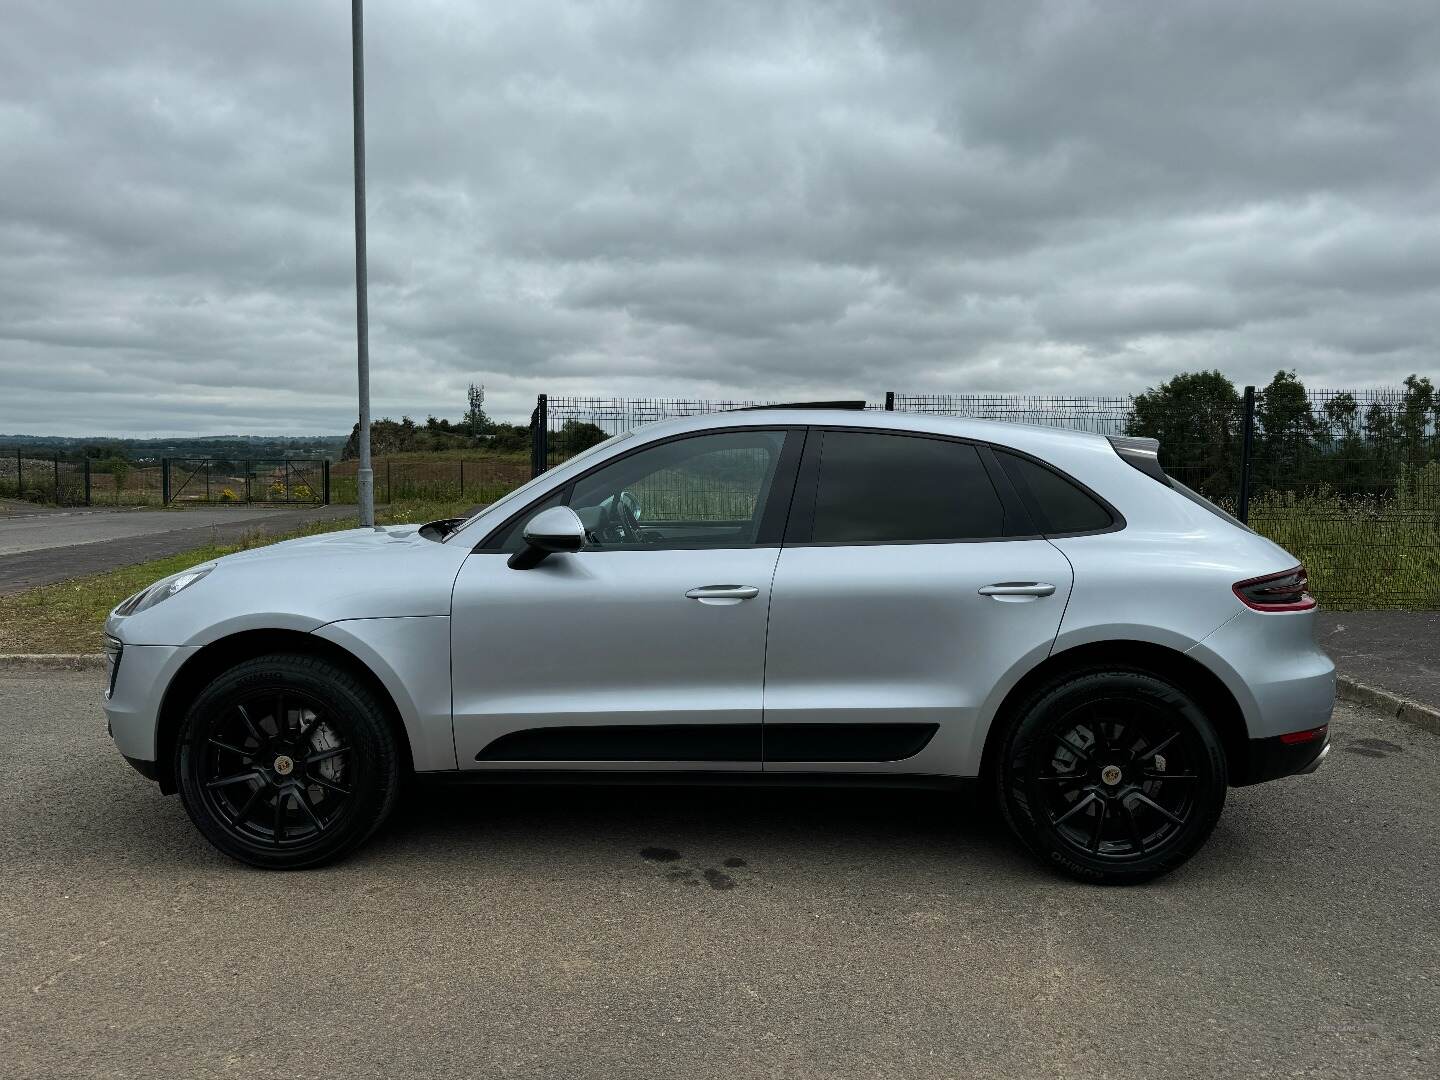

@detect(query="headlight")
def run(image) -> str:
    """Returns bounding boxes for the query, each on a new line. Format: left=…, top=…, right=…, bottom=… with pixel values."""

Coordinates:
left=114, top=564, right=215, bottom=616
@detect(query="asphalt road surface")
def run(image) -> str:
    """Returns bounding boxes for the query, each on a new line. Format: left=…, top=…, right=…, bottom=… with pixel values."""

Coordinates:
left=0, top=504, right=356, bottom=595
left=2, top=671, right=1436, bottom=1079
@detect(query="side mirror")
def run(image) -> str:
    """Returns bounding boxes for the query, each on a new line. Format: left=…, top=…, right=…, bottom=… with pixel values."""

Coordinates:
left=507, top=506, right=586, bottom=569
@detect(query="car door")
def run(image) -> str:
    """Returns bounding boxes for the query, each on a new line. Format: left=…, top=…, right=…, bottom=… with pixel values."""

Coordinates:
left=762, top=427, right=1075, bottom=775
left=450, top=426, right=801, bottom=771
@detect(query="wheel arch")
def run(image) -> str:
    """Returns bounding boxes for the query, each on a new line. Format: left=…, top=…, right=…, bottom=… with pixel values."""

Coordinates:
left=978, top=639, right=1250, bottom=785
left=154, top=629, right=414, bottom=794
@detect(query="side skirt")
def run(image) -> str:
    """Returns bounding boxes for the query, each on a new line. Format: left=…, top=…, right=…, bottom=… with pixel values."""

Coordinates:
left=418, top=769, right=973, bottom=792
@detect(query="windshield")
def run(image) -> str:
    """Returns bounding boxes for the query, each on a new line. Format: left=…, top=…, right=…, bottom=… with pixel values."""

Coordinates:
left=443, top=431, right=635, bottom=542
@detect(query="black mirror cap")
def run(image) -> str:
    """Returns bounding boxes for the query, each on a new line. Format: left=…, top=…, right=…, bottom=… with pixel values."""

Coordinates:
left=507, top=546, right=548, bottom=570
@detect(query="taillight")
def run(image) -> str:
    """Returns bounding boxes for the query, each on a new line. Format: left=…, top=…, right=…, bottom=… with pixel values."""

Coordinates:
left=1233, top=566, right=1316, bottom=612
left=1279, top=724, right=1328, bottom=745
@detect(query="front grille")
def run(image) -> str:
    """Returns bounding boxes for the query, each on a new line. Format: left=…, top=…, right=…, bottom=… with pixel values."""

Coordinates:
left=104, top=636, right=123, bottom=700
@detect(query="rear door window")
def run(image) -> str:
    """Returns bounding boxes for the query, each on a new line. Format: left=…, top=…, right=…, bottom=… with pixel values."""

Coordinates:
left=808, top=431, right=1006, bottom=543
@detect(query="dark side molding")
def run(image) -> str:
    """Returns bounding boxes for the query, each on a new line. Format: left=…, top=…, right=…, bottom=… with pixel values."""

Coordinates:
left=475, top=723, right=939, bottom=764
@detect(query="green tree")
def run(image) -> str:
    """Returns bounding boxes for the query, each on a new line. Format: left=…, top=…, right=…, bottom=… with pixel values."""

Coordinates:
left=1255, top=370, right=1323, bottom=488
left=552, top=420, right=608, bottom=459
left=1127, top=370, right=1241, bottom=498
left=1362, top=388, right=1404, bottom=494
left=1399, top=374, right=1436, bottom=471
left=1320, top=392, right=1365, bottom=492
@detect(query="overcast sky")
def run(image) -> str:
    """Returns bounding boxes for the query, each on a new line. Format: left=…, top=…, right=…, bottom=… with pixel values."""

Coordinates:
left=2, top=1, right=1437, bottom=435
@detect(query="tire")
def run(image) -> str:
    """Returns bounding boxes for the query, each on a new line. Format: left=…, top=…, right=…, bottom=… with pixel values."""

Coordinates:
left=992, top=669, right=1228, bottom=885
left=175, top=653, right=401, bottom=870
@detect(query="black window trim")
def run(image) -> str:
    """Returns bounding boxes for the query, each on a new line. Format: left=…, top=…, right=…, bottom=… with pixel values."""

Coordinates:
left=783, top=425, right=1044, bottom=548
left=992, top=446, right=1126, bottom=539
left=474, top=424, right=806, bottom=553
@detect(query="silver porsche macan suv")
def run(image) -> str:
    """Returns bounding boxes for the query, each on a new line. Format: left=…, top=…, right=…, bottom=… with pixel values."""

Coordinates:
left=103, top=406, right=1334, bottom=883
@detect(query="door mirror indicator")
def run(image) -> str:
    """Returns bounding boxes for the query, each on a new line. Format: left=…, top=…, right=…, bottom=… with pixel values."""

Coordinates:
left=508, top=506, right=587, bottom=569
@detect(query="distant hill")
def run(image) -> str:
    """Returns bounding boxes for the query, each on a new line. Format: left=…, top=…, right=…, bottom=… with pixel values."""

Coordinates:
left=0, top=433, right=347, bottom=461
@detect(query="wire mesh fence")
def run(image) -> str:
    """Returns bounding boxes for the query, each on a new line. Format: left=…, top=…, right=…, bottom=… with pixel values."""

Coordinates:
left=536, top=389, right=1440, bottom=609
left=0, top=450, right=92, bottom=505
left=542, top=396, right=770, bottom=470
left=0, top=452, right=332, bottom=507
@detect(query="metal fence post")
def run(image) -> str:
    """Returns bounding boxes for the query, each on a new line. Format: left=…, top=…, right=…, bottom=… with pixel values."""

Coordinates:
left=386, top=458, right=392, bottom=504
left=16, top=448, right=22, bottom=496
left=322, top=459, right=331, bottom=505
left=83, top=458, right=91, bottom=506
left=458, top=459, right=464, bottom=497
left=53, top=455, right=60, bottom=504
left=161, top=458, right=170, bottom=505
left=885, top=391, right=895, bottom=411
left=530, top=393, right=549, bottom=478
left=244, top=461, right=252, bottom=503
left=529, top=405, right=540, bottom=477
left=1237, top=385, right=1256, bottom=524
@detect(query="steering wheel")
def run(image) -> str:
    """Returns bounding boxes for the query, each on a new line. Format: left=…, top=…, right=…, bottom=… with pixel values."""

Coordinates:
left=614, top=490, right=648, bottom=544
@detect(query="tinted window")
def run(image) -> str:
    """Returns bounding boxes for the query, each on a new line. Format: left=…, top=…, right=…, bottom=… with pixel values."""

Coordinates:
left=996, top=451, right=1112, bottom=534
left=810, top=431, right=1005, bottom=543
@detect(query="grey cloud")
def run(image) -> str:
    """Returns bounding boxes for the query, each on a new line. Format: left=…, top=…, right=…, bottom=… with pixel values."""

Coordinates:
left=1, top=0, right=1438, bottom=436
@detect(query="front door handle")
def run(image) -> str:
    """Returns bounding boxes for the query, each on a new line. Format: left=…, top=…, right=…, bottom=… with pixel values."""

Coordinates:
left=685, top=585, right=760, bottom=602
left=978, top=582, right=1056, bottom=597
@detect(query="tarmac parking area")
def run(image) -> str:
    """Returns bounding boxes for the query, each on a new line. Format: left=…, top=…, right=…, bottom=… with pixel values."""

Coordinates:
left=1, top=671, right=1436, bottom=1079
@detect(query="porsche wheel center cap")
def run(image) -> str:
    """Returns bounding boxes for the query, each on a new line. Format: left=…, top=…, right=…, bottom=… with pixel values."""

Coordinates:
left=1100, top=764, right=1123, bottom=786
left=273, top=755, right=295, bottom=776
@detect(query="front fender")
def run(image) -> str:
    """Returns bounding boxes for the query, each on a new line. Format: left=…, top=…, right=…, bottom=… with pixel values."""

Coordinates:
left=311, top=617, right=458, bottom=772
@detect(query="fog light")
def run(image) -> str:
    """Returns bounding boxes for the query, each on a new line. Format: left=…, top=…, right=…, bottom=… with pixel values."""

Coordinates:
left=104, top=636, right=123, bottom=700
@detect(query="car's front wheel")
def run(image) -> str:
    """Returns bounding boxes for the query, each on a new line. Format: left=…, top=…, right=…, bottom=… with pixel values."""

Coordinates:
left=994, top=669, right=1228, bottom=885
left=175, top=653, right=401, bottom=869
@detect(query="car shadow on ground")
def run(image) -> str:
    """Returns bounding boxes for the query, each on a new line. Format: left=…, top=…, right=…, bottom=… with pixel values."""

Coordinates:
left=51, top=754, right=1263, bottom=887
left=364, top=778, right=1036, bottom=881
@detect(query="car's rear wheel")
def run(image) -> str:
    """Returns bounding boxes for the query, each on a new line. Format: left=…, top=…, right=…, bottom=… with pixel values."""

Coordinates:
left=175, top=654, right=400, bottom=870
left=994, top=669, right=1227, bottom=885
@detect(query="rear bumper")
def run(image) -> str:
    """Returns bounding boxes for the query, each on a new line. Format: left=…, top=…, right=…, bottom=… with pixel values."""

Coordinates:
left=1235, top=729, right=1330, bottom=786
left=1186, top=608, right=1336, bottom=741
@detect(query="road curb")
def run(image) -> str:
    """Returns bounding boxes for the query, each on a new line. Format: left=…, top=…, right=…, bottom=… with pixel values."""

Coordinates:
left=0, top=653, right=106, bottom=671
left=1335, top=675, right=1440, bottom=737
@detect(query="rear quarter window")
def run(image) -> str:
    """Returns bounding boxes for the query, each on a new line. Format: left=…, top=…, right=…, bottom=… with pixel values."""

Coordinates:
left=995, top=450, right=1114, bottom=535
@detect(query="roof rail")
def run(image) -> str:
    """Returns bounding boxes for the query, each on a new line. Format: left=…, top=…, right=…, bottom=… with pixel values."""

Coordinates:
left=732, top=400, right=868, bottom=411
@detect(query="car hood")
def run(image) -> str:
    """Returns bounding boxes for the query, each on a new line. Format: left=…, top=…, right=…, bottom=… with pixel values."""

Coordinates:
left=218, top=524, right=425, bottom=564
left=110, top=523, right=473, bottom=646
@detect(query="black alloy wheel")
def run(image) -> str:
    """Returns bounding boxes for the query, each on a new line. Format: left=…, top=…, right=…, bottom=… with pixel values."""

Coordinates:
left=176, top=654, right=400, bottom=869
left=995, top=669, right=1228, bottom=885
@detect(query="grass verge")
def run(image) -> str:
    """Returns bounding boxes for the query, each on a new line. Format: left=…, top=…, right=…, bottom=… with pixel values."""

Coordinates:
left=0, top=500, right=476, bottom=655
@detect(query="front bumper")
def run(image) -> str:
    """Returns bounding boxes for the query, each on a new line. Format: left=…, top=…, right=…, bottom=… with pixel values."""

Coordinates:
left=102, top=642, right=198, bottom=772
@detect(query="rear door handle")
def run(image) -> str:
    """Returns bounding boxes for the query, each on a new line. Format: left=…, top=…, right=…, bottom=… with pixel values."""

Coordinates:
left=685, top=585, right=760, bottom=602
left=978, top=582, right=1056, bottom=597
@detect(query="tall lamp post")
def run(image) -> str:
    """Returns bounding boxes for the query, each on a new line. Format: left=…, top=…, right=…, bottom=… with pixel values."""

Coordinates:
left=351, top=0, right=375, bottom=527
